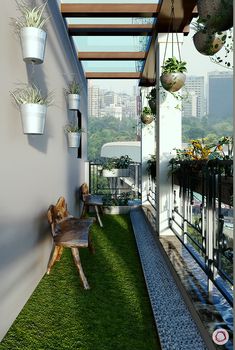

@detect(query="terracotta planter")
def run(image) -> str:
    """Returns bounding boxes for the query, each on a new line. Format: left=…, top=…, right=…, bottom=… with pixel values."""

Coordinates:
left=20, top=103, right=47, bottom=134
left=160, top=72, right=186, bottom=92
left=67, top=132, right=81, bottom=148
left=197, top=0, right=233, bottom=31
left=20, top=27, right=47, bottom=64
left=193, top=31, right=226, bottom=56
left=67, top=94, right=80, bottom=110
left=141, top=113, right=154, bottom=125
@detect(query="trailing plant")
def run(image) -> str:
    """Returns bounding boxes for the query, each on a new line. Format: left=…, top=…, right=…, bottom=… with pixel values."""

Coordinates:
left=102, top=155, right=132, bottom=170
left=64, top=123, right=85, bottom=133
left=65, top=79, right=81, bottom=95
left=13, top=0, right=49, bottom=32
left=161, top=57, right=187, bottom=74
left=210, top=29, right=233, bottom=69
left=10, top=84, right=53, bottom=106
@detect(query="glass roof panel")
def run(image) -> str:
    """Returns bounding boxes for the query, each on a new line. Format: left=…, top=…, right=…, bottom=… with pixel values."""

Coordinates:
left=81, top=60, right=144, bottom=72
left=66, top=17, right=155, bottom=25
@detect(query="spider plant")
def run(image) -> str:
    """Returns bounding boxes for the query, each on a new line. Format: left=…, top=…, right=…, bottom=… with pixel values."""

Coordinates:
left=64, top=123, right=85, bottom=133
left=10, top=84, right=53, bottom=106
left=65, top=80, right=81, bottom=95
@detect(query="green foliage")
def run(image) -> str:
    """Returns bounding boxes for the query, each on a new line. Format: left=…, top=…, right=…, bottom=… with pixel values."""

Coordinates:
left=13, top=0, right=48, bottom=31
left=146, top=155, right=156, bottom=180
left=10, top=84, right=53, bottom=106
left=161, top=57, right=187, bottom=74
left=142, top=106, right=152, bottom=115
left=102, top=192, right=134, bottom=206
left=88, top=116, right=137, bottom=161
left=65, top=79, right=81, bottom=95
left=64, top=123, right=84, bottom=133
left=102, top=155, right=132, bottom=170
left=0, top=215, right=160, bottom=350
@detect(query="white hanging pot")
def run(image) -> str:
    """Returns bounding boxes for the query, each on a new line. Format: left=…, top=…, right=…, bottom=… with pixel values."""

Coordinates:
left=20, top=27, right=47, bottom=64
left=160, top=72, right=186, bottom=92
left=67, top=94, right=80, bottom=110
left=193, top=30, right=226, bottom=56
left=67, top=132, right=81, bottom=148
left=20, top=103, right=47, bottom=134
left=197, top=0, right=233, bottom=31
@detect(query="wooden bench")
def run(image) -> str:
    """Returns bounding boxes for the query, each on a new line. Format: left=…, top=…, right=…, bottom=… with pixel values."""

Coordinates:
left=47, top=197, right=95, bottom=289
left=80, top=183, right=104, bottom=227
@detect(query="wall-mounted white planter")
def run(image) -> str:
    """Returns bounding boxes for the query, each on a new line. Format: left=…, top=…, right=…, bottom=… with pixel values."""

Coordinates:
left=102, top=168, right=130, bottom=177
left=20, top=27, right=47, bottom=64
left=20, top=103, right=47, bottom=134
left=67, top=94, right=80, bottom=110
left=67, top=132, right=81, bottom=148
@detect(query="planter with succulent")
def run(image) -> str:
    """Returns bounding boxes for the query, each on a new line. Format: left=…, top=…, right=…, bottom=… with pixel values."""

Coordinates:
left=64, top=123, right=84, bottom=148
left=65, top=80, right=81, bottom=110
left=141, top=107, right=154, bottom=125
left=197, top=0, right=233, bottom=32
left=102, top=155, right=132, bottom=177
left=10, top=84, right=53, bottom=134
left=13, top=1, right=48, bottom=64
left=160, top=57, right=187, bottom=92
left=192, top=21, right=227, bottom=56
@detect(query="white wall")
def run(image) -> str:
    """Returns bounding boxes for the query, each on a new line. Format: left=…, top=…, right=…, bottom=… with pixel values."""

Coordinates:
left=0, top=0, right=87, bottom=340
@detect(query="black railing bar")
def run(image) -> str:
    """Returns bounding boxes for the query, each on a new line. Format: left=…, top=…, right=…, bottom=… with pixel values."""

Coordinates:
left=172, top=210, right=203, bottom=235
left=170, top=226, right=233, bottom=306
left=215, top=265, right=233, bottom=285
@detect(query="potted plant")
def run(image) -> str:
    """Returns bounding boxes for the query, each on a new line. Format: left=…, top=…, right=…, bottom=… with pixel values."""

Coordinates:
left=13, top=0, right=48, bottom=64
left=146, top=88, right=156, bottom=114
left=10, top=84, right=53, bottom=134
left=160, top=57, right=187, bottom=92
left=64, top=123, right=84, bottom=148
left=197, top=0, right=233, bottom=32
left=192, top=21, right=227, bottom=56
left=141, top=107, right=154, bottom=125
left=102, top=155, right=132, bottom=177
left=65, top=80, right=81, bottom=110
left=146, top=155, right=156, bottom=181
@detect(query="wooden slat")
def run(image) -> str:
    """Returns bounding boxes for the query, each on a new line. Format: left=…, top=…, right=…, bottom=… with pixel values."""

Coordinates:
left=68, top=24, right=154, bottom=36
left=61, top=3, right=160, bottom=17
left=78, top=52, right=147, bottom=61
left=85, top=72, right=141, bottom=79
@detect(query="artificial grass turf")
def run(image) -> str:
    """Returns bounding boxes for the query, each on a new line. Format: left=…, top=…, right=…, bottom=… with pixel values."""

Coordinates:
left=0, top=215, right=161, bottom=350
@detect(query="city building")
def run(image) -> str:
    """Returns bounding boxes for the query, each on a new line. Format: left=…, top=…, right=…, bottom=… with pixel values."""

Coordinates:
left=182, top=75, right=206, bottom=118
left=88, top=81, right=100, bottom=117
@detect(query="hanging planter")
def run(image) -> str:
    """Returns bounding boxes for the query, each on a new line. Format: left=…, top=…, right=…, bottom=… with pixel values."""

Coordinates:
left=197, top=0, right=233, bottom=32
left=64, top=123, right=84, bottom=148
left=13, top=1, right=48, bottom=64
left=160, top=57, right=187, bottom=92
left=193, top=30, right=227, bottom=56
left=20, top=27, right=47, bottom=64
left=146, top=88, right=156, bottom=114
left=10, top=84, right=53, bottom=135
left=141, top=107, right=154, bottom=125
left=65, top=80, right=81, bottom=110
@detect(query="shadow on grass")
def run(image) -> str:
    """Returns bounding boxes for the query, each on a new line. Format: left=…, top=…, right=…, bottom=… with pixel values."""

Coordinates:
left=0, top=215, right=161, bottom=350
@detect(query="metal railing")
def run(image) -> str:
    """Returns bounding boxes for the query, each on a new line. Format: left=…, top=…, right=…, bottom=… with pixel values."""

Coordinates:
left=170, top=160, right=233, bottom=306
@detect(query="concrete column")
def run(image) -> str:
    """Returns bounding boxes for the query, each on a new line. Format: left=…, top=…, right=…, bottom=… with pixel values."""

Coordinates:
left=156, top=33, right=184, bottom=235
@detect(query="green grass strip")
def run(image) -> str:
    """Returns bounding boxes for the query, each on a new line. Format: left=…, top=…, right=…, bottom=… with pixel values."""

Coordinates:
left=0, top=215, right=161, bottom=350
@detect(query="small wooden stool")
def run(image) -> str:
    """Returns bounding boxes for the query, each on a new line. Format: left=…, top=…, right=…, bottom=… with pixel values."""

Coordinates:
left=47, top=197, right=95, bottom=290
left=80, top=183, right=104, bottom=227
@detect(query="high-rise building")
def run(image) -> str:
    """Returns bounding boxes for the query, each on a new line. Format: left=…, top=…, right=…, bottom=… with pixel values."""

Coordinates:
left=88, top=81, right=100, bottom=117
left=208, top=71, right=233, bottom=121
left=182, top=76, right=206, bottom=118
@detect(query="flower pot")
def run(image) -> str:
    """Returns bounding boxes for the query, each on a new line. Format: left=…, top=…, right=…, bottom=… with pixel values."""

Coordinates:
left=197, top=0, right=233, bottom=31
left=141, top=113, right=154, bottom=125
left=20, top=27, right=47, bottom=64
left=160, top=72, right=186, bottom=92
left=67, top=94, right=80, bottom=110
left=67, top=132, right=81, bottom=148
left=193, top=31, right=226, bottom=56
left=20, top=103, right=46, bottom=134
left=102, top=168, right=130, bottom=177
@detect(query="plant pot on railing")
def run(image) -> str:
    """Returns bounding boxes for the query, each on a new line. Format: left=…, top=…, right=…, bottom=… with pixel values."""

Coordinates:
left=102, top=168, right=130, bottom=177
left=20, top=27, right=47, bottom=64
left=197, top=0, right=233, bottom=32
left=193, top=30, right=227, bottom=56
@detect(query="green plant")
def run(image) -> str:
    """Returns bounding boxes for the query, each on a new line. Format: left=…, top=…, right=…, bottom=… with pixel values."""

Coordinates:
left=64, top=123, right=85, bottom=133
left=65, top=79, right=81, bottom=95
left=102, top=155, right=132, bottom=170
left=13, top=0, right=49, bottom=32
left=146, top=155, right=156, bottom=180
left=10, top=84, right=53, bottom=106
left=142, top=106, right=152, bottom=115
left=146, top=88, right=156, bottom=101
left=161, top=57, right=187, bottom=74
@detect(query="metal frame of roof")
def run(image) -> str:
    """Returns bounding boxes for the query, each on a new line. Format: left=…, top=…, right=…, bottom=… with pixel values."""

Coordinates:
left=61, top=1, right=198, bottom=86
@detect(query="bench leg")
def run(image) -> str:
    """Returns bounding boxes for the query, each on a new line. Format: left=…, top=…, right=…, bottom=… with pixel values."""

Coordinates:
left=47, top=245, right=61, bottom=275
left=56, top=246, right=64, bottom=261
left=95, top=205, right=103, bottom=227
left=88, top=233, right=95, bottom=254
left=71, top=247, right=90, bottom=290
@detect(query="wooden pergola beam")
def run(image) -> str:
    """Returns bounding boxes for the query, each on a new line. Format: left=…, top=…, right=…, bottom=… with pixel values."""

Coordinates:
left=61, top=4, right=160, bottom=18
left=85, top=72, right=141, bottom=79
left=68, top=24, right=154, bottom=36
left=78, top=52, right=147, bottom=61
